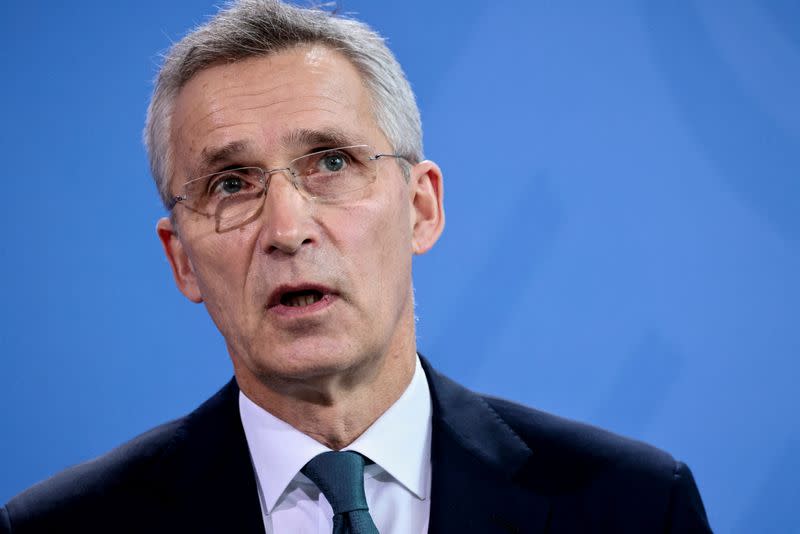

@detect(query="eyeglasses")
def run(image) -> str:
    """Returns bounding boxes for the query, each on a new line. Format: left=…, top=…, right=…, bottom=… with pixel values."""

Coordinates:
left=168, top=145, right=406, bottom=233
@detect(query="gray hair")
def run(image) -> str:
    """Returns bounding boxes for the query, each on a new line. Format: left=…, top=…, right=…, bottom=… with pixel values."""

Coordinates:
left=144, top=0, right=423, bottom=209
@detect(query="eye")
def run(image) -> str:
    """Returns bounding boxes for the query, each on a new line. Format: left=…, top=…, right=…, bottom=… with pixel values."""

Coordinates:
left=219, top=176, right=244, bottom=194
left=319, top=152, right=348, bottom=173
left=207, top=170, right=258, bottom=197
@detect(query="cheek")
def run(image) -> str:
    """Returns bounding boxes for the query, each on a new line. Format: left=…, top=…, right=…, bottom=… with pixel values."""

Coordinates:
left=333, top=191, right=413, bottom=299
left=336, top=187, right=410, bottom=254
left=187, top=230, right=256, bottom=305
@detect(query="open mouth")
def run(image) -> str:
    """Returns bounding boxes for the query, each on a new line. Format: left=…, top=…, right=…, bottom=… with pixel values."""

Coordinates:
left=280, top=289, right=324, bottom=307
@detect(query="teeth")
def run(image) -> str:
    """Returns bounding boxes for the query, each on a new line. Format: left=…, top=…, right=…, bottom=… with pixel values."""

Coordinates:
left=285, top=293, right=321, bottom=307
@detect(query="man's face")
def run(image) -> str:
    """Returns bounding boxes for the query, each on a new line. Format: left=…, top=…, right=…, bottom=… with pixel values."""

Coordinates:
left=157, top=46, right=443, bottom=388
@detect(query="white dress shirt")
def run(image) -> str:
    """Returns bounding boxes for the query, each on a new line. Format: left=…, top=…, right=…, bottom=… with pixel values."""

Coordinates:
left=239, top=355, right=432, bottom=533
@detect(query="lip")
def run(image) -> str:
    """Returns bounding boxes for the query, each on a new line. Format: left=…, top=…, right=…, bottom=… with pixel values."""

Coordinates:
left=266, top=283, right=338, bottom=317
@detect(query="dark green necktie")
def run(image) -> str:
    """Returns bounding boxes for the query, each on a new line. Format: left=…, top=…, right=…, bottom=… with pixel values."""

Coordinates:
left=301, top=451, right=380, bottom=534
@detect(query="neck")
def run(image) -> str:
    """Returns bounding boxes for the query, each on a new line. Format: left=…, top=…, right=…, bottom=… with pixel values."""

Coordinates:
left=233, top=329, right=417, bottom=450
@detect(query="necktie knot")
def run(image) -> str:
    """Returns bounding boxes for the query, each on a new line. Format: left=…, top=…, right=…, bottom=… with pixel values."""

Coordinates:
left=301, top=451, right=380, bottom=533
left=302, top=451, right=368, bottom=514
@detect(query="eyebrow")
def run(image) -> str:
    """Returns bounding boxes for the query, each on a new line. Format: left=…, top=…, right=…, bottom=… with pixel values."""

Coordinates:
left=196, top=140, right=253, bottom=176
left=281, top=128, right=367, bottom=152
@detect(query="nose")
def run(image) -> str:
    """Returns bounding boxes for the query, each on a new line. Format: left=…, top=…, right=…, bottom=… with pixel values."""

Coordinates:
left=257, top=170, right=314, bottom=255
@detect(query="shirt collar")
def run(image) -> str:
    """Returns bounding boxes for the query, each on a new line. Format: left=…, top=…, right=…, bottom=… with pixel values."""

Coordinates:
left=239, top=355, right=432, bottom=513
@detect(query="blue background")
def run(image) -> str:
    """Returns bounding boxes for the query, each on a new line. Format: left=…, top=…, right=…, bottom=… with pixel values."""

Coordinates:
left=1, top=1, right=798, bottom=532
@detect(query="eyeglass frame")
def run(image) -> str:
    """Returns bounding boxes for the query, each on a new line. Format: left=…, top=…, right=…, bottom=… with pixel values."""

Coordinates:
left=166, top=144, right=409, bottom=212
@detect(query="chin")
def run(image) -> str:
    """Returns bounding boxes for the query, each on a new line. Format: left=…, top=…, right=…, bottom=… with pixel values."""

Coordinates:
left=249, top=338, right=370, bottom=381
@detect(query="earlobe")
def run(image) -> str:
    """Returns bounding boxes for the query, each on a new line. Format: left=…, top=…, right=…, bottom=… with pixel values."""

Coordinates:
left=409, top=161, right=445, bottom=255
left=156, top=217, right=203, bottom=303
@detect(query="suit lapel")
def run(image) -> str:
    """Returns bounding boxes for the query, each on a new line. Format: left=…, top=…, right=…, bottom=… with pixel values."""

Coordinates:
left=421, top=358, right=551, bottom=534
left=160, top=379, right=265, bottom=533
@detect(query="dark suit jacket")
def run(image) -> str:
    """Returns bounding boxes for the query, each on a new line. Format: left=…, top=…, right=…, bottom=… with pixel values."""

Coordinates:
left=1, top=358, right=712, bottom=533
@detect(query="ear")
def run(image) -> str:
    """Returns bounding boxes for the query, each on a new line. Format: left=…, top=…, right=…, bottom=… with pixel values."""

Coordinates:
left=409, top=160, right=445, bottom=255
left=156, top=217, right=203, bottom=303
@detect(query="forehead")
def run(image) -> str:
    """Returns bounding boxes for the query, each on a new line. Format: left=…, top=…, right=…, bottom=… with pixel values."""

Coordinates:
left=169, top=45, right=383, bottom=181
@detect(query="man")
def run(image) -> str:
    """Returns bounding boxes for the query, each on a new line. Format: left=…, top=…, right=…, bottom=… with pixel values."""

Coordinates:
left=1, top=1, right=712, bottom=532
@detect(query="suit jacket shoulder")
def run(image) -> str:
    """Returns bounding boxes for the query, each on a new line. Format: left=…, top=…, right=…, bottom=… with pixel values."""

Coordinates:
left=421, top=357, right=712, bottom=533
left=3, top=416, right=183, bottom=532
left=1, top=380, right=263, bottom=534
left=485, top=394, right=677, bottom=485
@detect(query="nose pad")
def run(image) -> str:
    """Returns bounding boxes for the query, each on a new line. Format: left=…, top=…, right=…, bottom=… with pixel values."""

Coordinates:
left=264, top=168, right=303, bottom=202
left=269, top=168, right=306, bottom=196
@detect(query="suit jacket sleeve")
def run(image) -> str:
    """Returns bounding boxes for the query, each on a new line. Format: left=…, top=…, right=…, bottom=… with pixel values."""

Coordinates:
left=668, top=461, right=713, bottom=533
